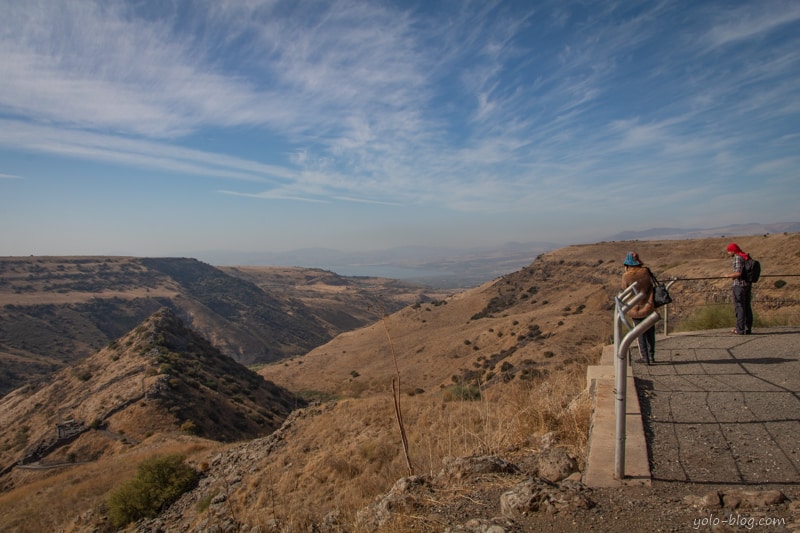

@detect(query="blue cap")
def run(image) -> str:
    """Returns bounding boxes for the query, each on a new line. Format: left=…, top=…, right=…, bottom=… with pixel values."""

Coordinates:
left=623, top=252, right=641, bottom=266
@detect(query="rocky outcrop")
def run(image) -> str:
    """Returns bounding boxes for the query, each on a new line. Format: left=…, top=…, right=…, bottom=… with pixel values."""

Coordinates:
left=499, top=477, right=595, bottom=517
left=0, top=308, right=306, bottom=479
left=357, top=451, right=586, bottom=532
left=437, top=455, right=521, bottom=481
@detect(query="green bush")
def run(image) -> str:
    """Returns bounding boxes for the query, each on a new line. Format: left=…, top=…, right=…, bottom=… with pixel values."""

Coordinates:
left=180, top=420, right=199, bottom=435
left=107, top=454, right=198, bottom=528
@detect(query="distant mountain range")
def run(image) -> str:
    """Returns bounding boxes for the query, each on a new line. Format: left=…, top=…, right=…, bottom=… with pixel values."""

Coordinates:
left=606, top=221, right=800, bottom=241
left=193, top=221, right=800, bottom=287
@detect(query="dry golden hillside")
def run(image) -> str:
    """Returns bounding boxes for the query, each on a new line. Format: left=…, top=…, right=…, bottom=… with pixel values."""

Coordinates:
left=0, top=308, right=302, bottom=493
left=259, top=233, right=800, bottom=399
left=0, top=234, right=798, bottom=532
left=0, top=257, right=442, bottom=395
left=150, top=234, right=800, bottom=531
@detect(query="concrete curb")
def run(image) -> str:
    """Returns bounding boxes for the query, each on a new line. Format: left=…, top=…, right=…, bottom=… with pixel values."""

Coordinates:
left=583, top=344, right=651, bottom=487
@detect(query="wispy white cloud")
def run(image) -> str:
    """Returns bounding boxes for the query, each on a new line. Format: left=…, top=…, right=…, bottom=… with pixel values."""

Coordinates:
left=0, top=120, right=292, bottom=183
left=704, top=1, right=800, bottom=48
left=331, top=196, right=402, bottom=206
left=0, top=0, right=797, bottom=224
left=752, top=157, right=800, bottom=175
left=219, top=189, right=329, bottom=204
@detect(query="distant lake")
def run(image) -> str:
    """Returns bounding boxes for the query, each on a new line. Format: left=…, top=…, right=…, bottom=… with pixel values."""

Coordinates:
left=319, top=264, right=450, bottom=280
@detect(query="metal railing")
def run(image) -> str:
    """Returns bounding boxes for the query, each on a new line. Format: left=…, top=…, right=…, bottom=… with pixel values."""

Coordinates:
left=655, top=274, right=800, bottom=336
left=613, top=281, right=660, bottom=480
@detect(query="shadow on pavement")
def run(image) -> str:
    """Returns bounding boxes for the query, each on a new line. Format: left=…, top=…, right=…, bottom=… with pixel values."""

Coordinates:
left=633, top=327, right=800, bottom=489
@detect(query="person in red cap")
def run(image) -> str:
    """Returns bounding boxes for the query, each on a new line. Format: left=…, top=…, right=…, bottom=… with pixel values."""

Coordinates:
left=725, top=243, right=753, bottom=334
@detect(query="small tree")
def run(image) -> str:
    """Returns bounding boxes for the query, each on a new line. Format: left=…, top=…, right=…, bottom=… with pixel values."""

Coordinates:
left=108, top=454, right=198, bottom=528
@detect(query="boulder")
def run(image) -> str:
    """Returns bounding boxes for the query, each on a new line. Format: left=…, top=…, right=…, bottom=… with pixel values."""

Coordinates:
left=535, top=446, right=579, bottom=482
left=438, top=455, right=520, bottom=481
left=684, top=489, right=787, bottom=510
left=500, top=477, right=594, bottom=517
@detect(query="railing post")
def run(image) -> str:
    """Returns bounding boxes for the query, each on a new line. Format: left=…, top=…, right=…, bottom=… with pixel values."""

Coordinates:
left=614, top=312, right=660, bottom=479
left=615, top=283, right=639, bottom=363
left=612, top=283, right=642, bottom=477
left=613, top=282, right=661, bottom=480
left=662, top=279, right=677, bottom=337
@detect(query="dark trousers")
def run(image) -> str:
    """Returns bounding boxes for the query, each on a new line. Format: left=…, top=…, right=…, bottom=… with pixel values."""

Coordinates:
left=733, top=284, right=753, bottom=334
left=633, top=318, right=656, bottom=362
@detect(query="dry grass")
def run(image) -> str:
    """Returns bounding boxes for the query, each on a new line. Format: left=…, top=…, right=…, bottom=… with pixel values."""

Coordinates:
left=220, top=360, right=593, bottom=530
left=404, top=364, right=592, bottom=474
left=0, top=438, right=220, bottom=533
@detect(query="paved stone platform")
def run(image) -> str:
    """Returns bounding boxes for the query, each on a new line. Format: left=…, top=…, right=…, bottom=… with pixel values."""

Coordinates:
left=585, top=327, right=800, bottom=490
left=632, top=327, right=800, bottom=488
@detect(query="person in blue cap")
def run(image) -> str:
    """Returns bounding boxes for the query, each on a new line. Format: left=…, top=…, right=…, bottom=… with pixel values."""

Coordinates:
left=621, top=252, right=657, bottom=364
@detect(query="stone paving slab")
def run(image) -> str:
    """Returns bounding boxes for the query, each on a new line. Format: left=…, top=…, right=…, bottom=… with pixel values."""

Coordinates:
left=632, top=327, right=800, bottom=488
left=585, top=327, right=800, bottom=490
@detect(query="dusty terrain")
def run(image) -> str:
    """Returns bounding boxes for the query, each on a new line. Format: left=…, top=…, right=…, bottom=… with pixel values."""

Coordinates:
left=149, top=233, right=800, bottom=531
left=0, top=233, right=798, bottom=532
left=259, top=233, right=800, bottom=399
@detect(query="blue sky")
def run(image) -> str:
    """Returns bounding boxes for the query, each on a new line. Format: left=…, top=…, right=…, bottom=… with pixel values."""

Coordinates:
left=1, top=0, right=799, bottom=260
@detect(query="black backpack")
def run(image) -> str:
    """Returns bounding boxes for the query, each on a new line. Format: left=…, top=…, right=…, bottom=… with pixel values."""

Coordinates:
left=743, top=256, right=761, bottom=283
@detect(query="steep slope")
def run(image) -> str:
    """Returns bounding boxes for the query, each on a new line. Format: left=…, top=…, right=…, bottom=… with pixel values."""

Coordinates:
left=259, top=233, right=800, bottom=399
left=0, top=257, right=435, bottom=394
left=0, top=308, right=304, bottom=486
left=138, top=257, right=331, bottom=361
left=257, top=248, right=617, bottom=398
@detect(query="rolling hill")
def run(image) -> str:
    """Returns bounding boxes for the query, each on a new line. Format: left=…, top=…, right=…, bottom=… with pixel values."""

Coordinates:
left=0, top=233, right=798, bottom=531
left=0, top=308, right=302, bottom=490
left=0, top=257, right=444, bottom=395
left=258, top=233, right=800, bottom=399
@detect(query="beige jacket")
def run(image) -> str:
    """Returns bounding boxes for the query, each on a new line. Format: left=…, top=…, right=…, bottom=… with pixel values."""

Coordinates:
left=621, top=265, right=655, bottom=319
